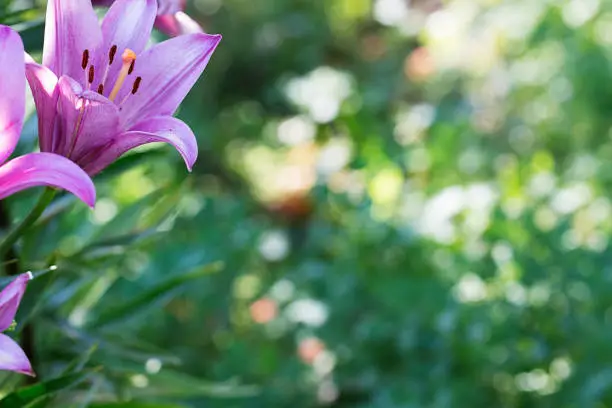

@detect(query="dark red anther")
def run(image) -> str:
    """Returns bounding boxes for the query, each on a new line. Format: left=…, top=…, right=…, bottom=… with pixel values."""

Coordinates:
left=88, top=65, right=95, bottom=84
left=131, top=77, right=142, bottom=94
left=109, top=45, right=118, bottom=65
left=81, top=50, right=89, bottom=70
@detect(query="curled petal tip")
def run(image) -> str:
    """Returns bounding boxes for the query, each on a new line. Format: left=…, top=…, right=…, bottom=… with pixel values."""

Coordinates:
left=208, top=33, right=223, bottom=44
left=21, top=367, right=36, bottom=377
left=0, top=153, right=97, bottom=208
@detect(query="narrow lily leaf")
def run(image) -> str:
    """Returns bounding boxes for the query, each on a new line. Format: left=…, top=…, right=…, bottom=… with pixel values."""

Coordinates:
left=0, top=369, right=99, bottom=407
left=13, top=269, right=57, bottom=330
left=89, top=403, right=188, bottom=408
left=0, top=266, right=56, bottom=290
left=75, top=229, right=161, bottom=258
left=109, top=366, right=259, bottom=399
left=55, top=322, right=181, bottom=365
left=23, top=397, right=51, bottom=408
left=88, top=261, right=224, bottom=328
left=11, top=18, right=43, bottom=53
left=61, top=344, right=98, bottom=375
left=93, top=149, right=167, bottom=183
left=90, top=189, right=166, bottom=241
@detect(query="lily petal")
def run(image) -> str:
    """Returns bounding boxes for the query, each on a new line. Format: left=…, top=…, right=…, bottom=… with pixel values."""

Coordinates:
left=83, top=116, right=198, bottom=176
left=99, top=0, right=157, bottom=89
left=157, top=0, right=184, bottom=14
left=43, top=0, right=102, bottom=81
left=118, top=33, right=222, bottom=127
left=56, top=76, right=121, bottom=164
left=25, top=59, right=59, bottom=153
left=0, top=274, right=31, bottom=332
left=155, top=12, right=204, bottom=37
left=0, top=334, right=34, bottom=376
left=0, top=153, right=96, bottom=208
left=0, top=26, right=25, bottom=164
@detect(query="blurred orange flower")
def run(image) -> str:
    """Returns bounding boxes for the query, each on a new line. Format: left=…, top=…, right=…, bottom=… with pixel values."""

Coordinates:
left=298, top=337, right=325, bottom=364
left=250, top=298, right=278, bottom=324
left=405, top=47, right=435, bottom=82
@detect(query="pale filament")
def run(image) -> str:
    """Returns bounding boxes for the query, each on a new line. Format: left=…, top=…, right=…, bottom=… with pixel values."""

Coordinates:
left=108, top=49, right=137, bottom=101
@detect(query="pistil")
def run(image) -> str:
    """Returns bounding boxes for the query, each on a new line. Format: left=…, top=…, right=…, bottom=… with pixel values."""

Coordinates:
left=108, top=49, right=137, bottom=101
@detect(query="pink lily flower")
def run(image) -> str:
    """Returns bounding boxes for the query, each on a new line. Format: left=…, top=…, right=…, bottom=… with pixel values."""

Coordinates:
left=93, top=0, right=202, bottom=37
left=26, top=0, right=221, bottom=176
left=0, top=26, right=95, bottom=206
left=0, top=273, right=35, bottom=376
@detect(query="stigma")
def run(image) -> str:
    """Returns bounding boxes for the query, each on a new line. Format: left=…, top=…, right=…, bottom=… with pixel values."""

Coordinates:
left=109, top=49, right=137, bottom=101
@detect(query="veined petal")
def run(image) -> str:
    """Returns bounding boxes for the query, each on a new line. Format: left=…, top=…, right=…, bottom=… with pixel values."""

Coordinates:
left=158, top=0, right=185, bottom=15
left=0, top=274, right=31, bottom=332
left=56, top=76, right=121, bottom=164
left=25, top=59, right=59, bottom=153
left=83, top=116, right=197, bottom=176
left=155, top=12, right=204, bottom=37
left=0, top=26, right=25, bottom=164
left=118, top=33, right=221, bottom=127
left=0, top=334, right=34, bottom=376
left=43, top=0, right=102, bottom=81
left=99, top=0, right=157, bottom=89
left=0, top=153, right=96, bottom=208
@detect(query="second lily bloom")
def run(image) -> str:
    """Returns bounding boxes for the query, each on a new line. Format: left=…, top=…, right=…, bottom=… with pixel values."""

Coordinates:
left=26, top=0, right=221, bottom=176
left=93, top=0, right=203, bottom=37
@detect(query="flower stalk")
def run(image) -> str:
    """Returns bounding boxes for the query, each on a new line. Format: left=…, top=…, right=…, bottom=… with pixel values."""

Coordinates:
left=0, top=187, right=56, bottom=258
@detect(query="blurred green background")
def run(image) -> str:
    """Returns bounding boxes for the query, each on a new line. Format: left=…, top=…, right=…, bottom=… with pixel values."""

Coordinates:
left=4, top=0, right=612, bottom=406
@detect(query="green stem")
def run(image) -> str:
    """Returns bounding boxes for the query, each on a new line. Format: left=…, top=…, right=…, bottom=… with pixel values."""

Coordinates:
left=0, top=187, right=56, bottom=258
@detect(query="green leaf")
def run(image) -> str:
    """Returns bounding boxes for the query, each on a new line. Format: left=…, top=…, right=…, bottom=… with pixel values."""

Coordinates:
left=87, top=262, right=224, bottom=328
left=12, top=18, right=44, bottom=53
left=0, top=369, right=99, bottom=407
left=61, top=345, right=98, bottom=375
left=0, top=266, right=58, bottom=289
left=90, top=190, right=167, bottom=242
left=73, top=230, right=161, bottom=262
left=22, top=397, right=51, bottom=408
left=89, top=403, right=188, bottom=408
left=107, top=366, right=259, bottom=400
left=55, top=323, right=181, bottom=366
left=94, top=150, right=167, bottom=183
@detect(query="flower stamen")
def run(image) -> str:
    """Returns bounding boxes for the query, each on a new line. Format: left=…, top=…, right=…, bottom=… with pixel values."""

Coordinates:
left=87, top=65, right=95, bottom=90
left=82, top=49, right=90, bottom=88
left=108, top=49, right=136, bottom=102
left=109, top=45, right=118, bottom=65
left=81, top=50, right=89, bottom=70
left=119, top=76, right=143, bottom=106
left=97, top=44, right=119, bottom=96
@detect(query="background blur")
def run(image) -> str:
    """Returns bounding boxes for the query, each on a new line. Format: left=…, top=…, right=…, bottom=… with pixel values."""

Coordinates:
left=3, top=0, right=612, bottom=406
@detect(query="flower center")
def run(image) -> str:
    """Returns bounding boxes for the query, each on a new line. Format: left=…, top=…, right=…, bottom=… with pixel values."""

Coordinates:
left=80, top=45, right=142, bottom=105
